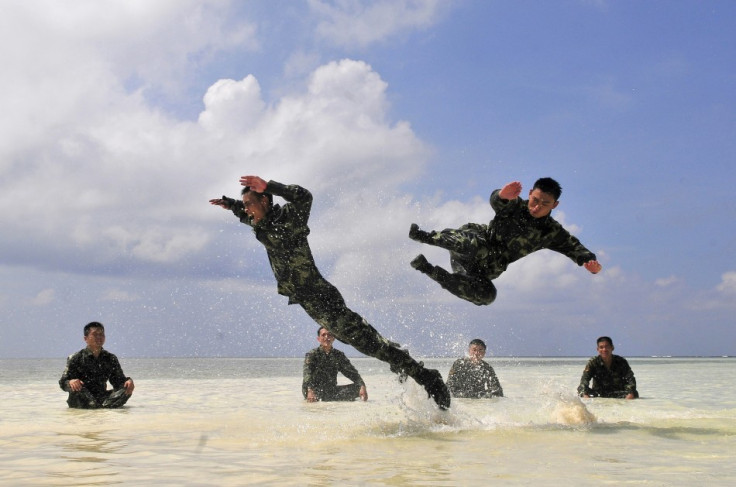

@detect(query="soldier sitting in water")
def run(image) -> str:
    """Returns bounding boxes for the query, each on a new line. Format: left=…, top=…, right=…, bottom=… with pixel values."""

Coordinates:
left=303, top=327, right=368, bottom=402
left=210, top=175, right=450, bottom=410
left=447, top=339, right=503, bottom=399
left=59, top=322, right=135, bottom=409
left=409, top=178, right=602, bottom=306
left=578, top=336, right=639, bottom=399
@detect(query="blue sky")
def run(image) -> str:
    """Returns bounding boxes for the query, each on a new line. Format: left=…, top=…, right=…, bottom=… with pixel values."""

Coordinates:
left=1, top=0, right=734, bottom=359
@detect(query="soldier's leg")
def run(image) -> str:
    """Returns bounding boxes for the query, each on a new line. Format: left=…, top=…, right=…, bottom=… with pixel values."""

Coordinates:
left=409, top=223, right=486, bottom=255
left=300, top=294, right=450, bottom=409
left=329, top=384, right=363, bottom=401
left=66, top=387, right=100, bottom=409
left=410, top=255, right=497, bottom=306
left=101, top=389, right=130, bottom=408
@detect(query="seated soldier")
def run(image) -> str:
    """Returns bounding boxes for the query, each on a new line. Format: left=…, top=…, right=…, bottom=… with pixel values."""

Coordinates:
left=447, top=339, right=503, bottom=398
left=578, top=336, right=639, bottom=399
left=59, top=322, right=135, bottom=408
left=303, top=327, right=368, bottom=402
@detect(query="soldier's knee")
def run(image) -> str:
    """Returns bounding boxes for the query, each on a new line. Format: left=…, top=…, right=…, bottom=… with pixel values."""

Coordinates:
left=470, top=287, right=497, bottom=306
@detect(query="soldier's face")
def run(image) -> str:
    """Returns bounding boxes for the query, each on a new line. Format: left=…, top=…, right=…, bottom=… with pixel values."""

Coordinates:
left=527, top=188, right=558, bottom=218
left=84, top=327, right=106, bottom=352
left=597, top=340, right=613, bottom=360
left=317, top=328, right=335, bottom=350
left=242, top=192, right=269, bottom=224
left=468, top=344, right=486, bottom=362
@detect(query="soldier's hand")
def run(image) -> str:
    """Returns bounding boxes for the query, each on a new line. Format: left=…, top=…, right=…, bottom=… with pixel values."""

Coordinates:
left=306, top=388, right=318, bottom=402
left=239, top=175, right=267, bottom=193
left=209, top=197, right=232, bottom=209
left=499, top=181, right=522, bottom=200
left=584, top=260, right=602, bottom=274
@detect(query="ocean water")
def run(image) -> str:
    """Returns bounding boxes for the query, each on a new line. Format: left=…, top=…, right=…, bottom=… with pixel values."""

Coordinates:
left=1, top=356, right=734, bottom=486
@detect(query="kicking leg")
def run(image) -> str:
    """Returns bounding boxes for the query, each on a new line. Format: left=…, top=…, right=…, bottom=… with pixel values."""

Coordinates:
left=411, top=255, right=497, bottom=306
left=409, top=223, right=487, bottom=255
left=300, top=292, right=450, bottom=409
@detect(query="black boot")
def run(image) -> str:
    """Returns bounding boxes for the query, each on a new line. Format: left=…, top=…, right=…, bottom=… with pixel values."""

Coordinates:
left=409, top=223, right=433, bottom=244
left=410, top=254, right=433, bottom=274
left=414, top=368, right=451, bottom=410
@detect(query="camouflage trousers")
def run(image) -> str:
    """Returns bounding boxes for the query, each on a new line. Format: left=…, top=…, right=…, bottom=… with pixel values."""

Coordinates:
left=414, top=223, right=497, bottom=306
left=296, top=281, right=425, bottom=380
left=66, top=387, right=130, bottom=409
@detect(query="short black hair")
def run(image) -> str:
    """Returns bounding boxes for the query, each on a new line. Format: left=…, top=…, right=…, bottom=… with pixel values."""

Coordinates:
left=84, top=322, right=104, bottom=336
left=596, top=336, right=614, bottom=347
left=469, top=338, right=486, bottom=350
left=241, top=186, right=273, bottom=206
left=533, top=177, right=562, bottom=201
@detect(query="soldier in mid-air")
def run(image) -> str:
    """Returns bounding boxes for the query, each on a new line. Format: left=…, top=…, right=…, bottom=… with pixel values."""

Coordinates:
left=409, top=177, right=602, bottom=306
left=210, top=175, right=450, bottom=409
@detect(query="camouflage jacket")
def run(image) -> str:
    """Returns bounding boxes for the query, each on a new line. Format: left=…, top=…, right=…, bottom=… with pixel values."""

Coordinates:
left=302, top=347, right=364, bottom=397
left=229, top=181, right=329, bottom=304
left=446, top=357, right=504, bottom=398
left=577, top=354, right=638, bottom=398
left=59, top=348, right=130, bottom=401
left=483, top=189, right=597, bottom=279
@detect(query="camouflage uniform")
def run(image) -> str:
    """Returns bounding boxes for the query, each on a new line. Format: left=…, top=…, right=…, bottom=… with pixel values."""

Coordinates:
left=412, top=189, right=597, bottom=305
left=302, top=346, right=365, bottom=401
left=224, top=180, right=449, bottom=408
left=59, top=348, right=132, bottom=409
left=577, top=354, right=639, bottom=398
left=446, top=357, right=504, bottom=398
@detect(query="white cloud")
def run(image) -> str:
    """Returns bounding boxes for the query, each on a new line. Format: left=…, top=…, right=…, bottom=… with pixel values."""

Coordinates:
left=101, top=289, right=139, bottom=302
left=31, top=289, right=56, bottom=306
left=309, top=0, right=446, bottom=48
left=716, top=271, right=736, bottom=295
left=655, top=275, right=683, bottom=287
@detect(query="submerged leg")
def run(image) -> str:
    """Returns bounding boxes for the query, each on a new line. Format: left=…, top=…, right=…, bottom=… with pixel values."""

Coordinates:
left=101, top=388, right=130, bottom=408
left=66, top=387, right=100, bottom=409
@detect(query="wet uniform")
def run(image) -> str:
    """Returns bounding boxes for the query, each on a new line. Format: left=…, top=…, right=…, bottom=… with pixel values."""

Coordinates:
left=577, top=354, right=639, bottom=398
left=224, top=180, right=449, bottom=408
left=414, top=189, right=597, bottom=305
left=59, top=348, right=132, bottom=409
left=302, top=347, right=365, bottom=401
left=447, top=357, right=504, bottom=398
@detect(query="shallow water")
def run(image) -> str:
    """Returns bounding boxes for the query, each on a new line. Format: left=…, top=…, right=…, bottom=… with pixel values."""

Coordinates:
left=1, top=357, right=734, bottom=486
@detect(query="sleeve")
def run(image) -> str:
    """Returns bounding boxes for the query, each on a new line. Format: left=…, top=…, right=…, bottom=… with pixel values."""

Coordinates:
left=577, top=358, right=596, bottom=396
left=489, top=189, right=519, bottom=214
left=302, top=350, right=317, bottom=393
left=336, top=351, right=364, bottom=387
left=446, top=359, right=462, bottom=395
left=485, top=364, right=504, bottom=397
left=547, top=223, right=597, bottom=266
left=58, top=354, right=77, bottom=391
left=266, top=181, right=313, bottom=216
left=619, top=358, right=638, bottom=395
left=108, top=354, right=130, bottom=390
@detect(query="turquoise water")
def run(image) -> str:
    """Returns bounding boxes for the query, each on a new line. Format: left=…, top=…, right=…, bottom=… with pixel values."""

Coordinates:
left=1, top=357, right=735, bottom=486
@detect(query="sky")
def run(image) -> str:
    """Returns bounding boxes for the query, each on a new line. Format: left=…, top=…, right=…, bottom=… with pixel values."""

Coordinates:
left=1, top=0, right=735, bottom=360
